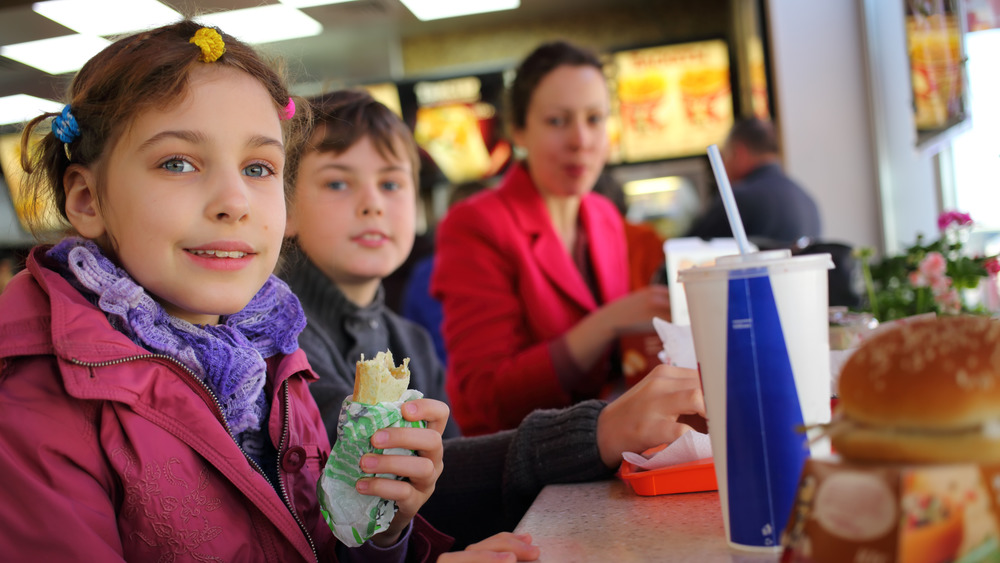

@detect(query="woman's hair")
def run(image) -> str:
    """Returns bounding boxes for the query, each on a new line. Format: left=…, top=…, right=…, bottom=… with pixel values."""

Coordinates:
left=18, top=19, right=309, bottom=237
left=507, top=40, right=603, bottom=131
left=288, top=89, right=420, bottom=193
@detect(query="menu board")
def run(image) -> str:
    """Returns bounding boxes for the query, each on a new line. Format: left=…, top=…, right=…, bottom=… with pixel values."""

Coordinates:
left=362, top=82, right=403, bottom=118
left=905, top=0, right=964, bottom=130
left=612, top=39, right=734, bottom=163
left=409, top=75, right=508, bottom=184
left=0, top=132, right=62, bottom=233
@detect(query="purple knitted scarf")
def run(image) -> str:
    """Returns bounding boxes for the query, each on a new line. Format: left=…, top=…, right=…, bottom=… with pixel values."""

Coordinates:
left=46, top=238, right=306, bottom=446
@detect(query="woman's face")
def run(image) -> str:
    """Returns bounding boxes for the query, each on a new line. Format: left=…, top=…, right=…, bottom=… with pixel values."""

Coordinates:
left=513, top=64, right=610, bottom=199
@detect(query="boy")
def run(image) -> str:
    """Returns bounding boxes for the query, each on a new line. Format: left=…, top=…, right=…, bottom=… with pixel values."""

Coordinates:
left=281, top=89, right=705, bottom=547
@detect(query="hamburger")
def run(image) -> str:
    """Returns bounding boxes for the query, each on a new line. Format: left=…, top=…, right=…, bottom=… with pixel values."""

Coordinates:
left=830, top=315, right=1000, bottom=464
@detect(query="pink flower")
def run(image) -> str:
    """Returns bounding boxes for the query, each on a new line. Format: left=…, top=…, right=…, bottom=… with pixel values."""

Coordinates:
left=919, top=251, right=947, bottom=278
left=934, top=288, right=962, bottom=314
left=985, top=257, right=1000, bottom=276
left=937, top=210, right=973, bottom=231
left=930, top=275, right=952, bottom=294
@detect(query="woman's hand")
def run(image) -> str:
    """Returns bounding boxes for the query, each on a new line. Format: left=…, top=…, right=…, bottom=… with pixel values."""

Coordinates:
left=565, top=285, right=672, bottom=372
left=595, top=364, right=706, bottom=468
left=438, top=532, right=540, bottom=562
left=360, top=398, right=449, bottom=547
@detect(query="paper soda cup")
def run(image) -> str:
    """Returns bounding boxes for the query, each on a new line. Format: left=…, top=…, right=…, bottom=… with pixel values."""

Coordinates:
left=677, top=249, right=834, bottom=552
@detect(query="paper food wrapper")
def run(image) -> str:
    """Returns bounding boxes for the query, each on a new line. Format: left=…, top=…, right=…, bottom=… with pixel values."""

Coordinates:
left=652, top=317, right=697, bottom=370
left=622, top=430, right=713, bottom=470
left=318, top=389, right=425, bottom=547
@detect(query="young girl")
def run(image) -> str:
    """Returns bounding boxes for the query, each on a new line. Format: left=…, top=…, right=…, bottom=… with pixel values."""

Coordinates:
left=282, top=89, right=705, bottom=549
left=0, top=20, right=530, bottom=563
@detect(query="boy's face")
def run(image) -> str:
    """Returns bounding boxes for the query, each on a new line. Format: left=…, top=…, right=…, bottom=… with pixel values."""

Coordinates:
left=287, top=134, right=416, bottom=298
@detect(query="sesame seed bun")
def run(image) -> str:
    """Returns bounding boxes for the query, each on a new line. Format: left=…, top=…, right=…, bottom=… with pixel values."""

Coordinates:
left=831, top=315, right=1000, bottom=463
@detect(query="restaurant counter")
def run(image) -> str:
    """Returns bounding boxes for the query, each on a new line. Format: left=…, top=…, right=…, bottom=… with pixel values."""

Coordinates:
left=513, top=480, right=781, bottom=562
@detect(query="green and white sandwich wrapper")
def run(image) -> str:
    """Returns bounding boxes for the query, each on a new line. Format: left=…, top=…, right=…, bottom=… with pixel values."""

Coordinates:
left=318, top=389, right=425, bottom=547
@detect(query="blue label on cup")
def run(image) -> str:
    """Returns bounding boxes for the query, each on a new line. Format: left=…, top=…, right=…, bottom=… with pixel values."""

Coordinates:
left=725, top=273, right=808, bottom=547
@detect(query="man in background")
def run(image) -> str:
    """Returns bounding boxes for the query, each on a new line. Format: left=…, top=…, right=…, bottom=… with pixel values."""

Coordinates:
left=685, top=117, right=821, bottom=247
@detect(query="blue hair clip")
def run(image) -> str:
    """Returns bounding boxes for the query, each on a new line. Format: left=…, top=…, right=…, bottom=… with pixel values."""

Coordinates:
left=52, top=105, right=80, bottom=144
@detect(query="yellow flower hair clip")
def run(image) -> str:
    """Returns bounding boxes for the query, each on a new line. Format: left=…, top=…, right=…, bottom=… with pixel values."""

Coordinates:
left=190, top=27, right=225, bottom=63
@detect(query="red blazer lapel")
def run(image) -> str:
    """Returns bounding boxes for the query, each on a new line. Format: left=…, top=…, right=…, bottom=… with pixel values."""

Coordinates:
left=580, top=194, right=630, bottom=305
left=500, top=165, right=598, bottom=311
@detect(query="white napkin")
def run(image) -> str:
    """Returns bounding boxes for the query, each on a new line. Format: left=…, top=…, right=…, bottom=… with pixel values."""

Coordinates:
left=652, top=317, right=697, bottom=369
left=622, top=430, right=713, bottom=470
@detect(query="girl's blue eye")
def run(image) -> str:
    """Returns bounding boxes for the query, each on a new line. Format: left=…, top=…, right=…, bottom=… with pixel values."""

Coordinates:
left=546, top=116, right=566, bottom=127
left=244, top=163, right=274, bottom=178
left=162, top=158, right=195, bottom=173
left=326, top=180, right=347, bottom=191
left=381, top=181, right=401, bottom=192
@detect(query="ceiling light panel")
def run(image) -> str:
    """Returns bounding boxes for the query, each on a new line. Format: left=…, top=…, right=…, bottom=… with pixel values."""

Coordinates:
left=195, top=5, right=323, bottom=45
left=278, top=0, right=359, bottom=8
left=399, top=0, right=520, bottom=21
left=0, top=34, right=111, bottom=75
left=33, top=0, right=183, bottom=36
left=0, top=94, right=63, bottom=127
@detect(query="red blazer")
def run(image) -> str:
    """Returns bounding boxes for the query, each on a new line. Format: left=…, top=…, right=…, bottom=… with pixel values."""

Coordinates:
left=431, top=163, right=629, bottom=435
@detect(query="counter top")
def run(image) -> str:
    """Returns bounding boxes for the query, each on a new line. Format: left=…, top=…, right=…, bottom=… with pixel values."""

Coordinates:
left=513, top=480, right=781, bottom=563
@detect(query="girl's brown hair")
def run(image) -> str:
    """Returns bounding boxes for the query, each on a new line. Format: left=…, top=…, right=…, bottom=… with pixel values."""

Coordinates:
left=19, top=19, right=309, bottom=237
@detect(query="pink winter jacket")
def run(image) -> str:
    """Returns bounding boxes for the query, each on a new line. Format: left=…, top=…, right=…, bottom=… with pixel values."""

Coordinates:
left=0, top=247, right=452, bottom=562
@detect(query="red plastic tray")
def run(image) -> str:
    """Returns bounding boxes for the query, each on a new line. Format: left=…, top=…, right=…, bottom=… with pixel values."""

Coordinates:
left=619, top=445, right=717, bottom=496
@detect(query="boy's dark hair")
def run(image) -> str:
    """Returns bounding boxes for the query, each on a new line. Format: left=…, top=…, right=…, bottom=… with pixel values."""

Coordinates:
left=507, top=40, right=603, bottom=131
left=727, top=117, right=779, bottom=155
left=292, top=89, right=420, bottom=190
left=19, top=19, right=307, bottom=238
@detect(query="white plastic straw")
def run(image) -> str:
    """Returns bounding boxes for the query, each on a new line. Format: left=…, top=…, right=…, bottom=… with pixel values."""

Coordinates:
left=706, top=144, right=751, bottom=255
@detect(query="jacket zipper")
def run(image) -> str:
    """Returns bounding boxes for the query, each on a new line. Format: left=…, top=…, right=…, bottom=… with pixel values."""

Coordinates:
left=71, top=355, right=319, bottom=562
left=276, top=379, right=319, bottom=560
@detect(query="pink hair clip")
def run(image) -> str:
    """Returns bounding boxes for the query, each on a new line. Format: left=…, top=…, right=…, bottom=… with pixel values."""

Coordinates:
left=281, top=97, right=295, bottom=120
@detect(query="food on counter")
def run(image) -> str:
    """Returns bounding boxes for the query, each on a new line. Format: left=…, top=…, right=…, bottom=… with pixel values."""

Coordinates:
left=782, top=315, right=1000, bottom=563
left=830, top=315, right=1000, bottom=464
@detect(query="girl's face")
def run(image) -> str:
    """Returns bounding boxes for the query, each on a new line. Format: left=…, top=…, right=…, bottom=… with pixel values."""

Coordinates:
left=513, top=64, right=610, bottom=199
left=286, top=134, right=416, bottom=305
left=68, top=65, right=286, bottom=325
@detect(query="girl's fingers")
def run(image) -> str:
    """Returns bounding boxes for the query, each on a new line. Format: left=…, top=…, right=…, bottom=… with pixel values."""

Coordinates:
left=400, top=398, right=450, bottom=434
left=359, top=452, right=436, bottom=484
left=464, top=532, right=540, bottom=561
left=371, top=427, right=445, bottom=462
left=356, top=474, right=424, bottom=503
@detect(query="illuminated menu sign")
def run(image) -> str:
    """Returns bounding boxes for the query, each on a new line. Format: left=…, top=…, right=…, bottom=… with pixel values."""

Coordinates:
left=613, top=39, right=734, bottom=162
left=412, top=76, right=494, bottom=183
left=0, top=133, right=63, bottom=233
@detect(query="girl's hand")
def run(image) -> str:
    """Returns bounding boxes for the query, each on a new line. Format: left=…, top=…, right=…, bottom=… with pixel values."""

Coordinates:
left=596, top=364, right=706, bottom=468
left=438, top=533, right=540, bottom=562
left=360, top=398, right=449, bottom=547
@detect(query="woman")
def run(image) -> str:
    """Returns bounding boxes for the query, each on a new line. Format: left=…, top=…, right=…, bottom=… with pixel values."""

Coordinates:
left=431, top=41, right=673, bottom=436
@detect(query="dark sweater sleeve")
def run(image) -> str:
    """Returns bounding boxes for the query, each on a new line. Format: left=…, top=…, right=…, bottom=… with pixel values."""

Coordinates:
left=419, top=399, right=615, bottom=549
left=503, top=400, right=616, bottom=519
